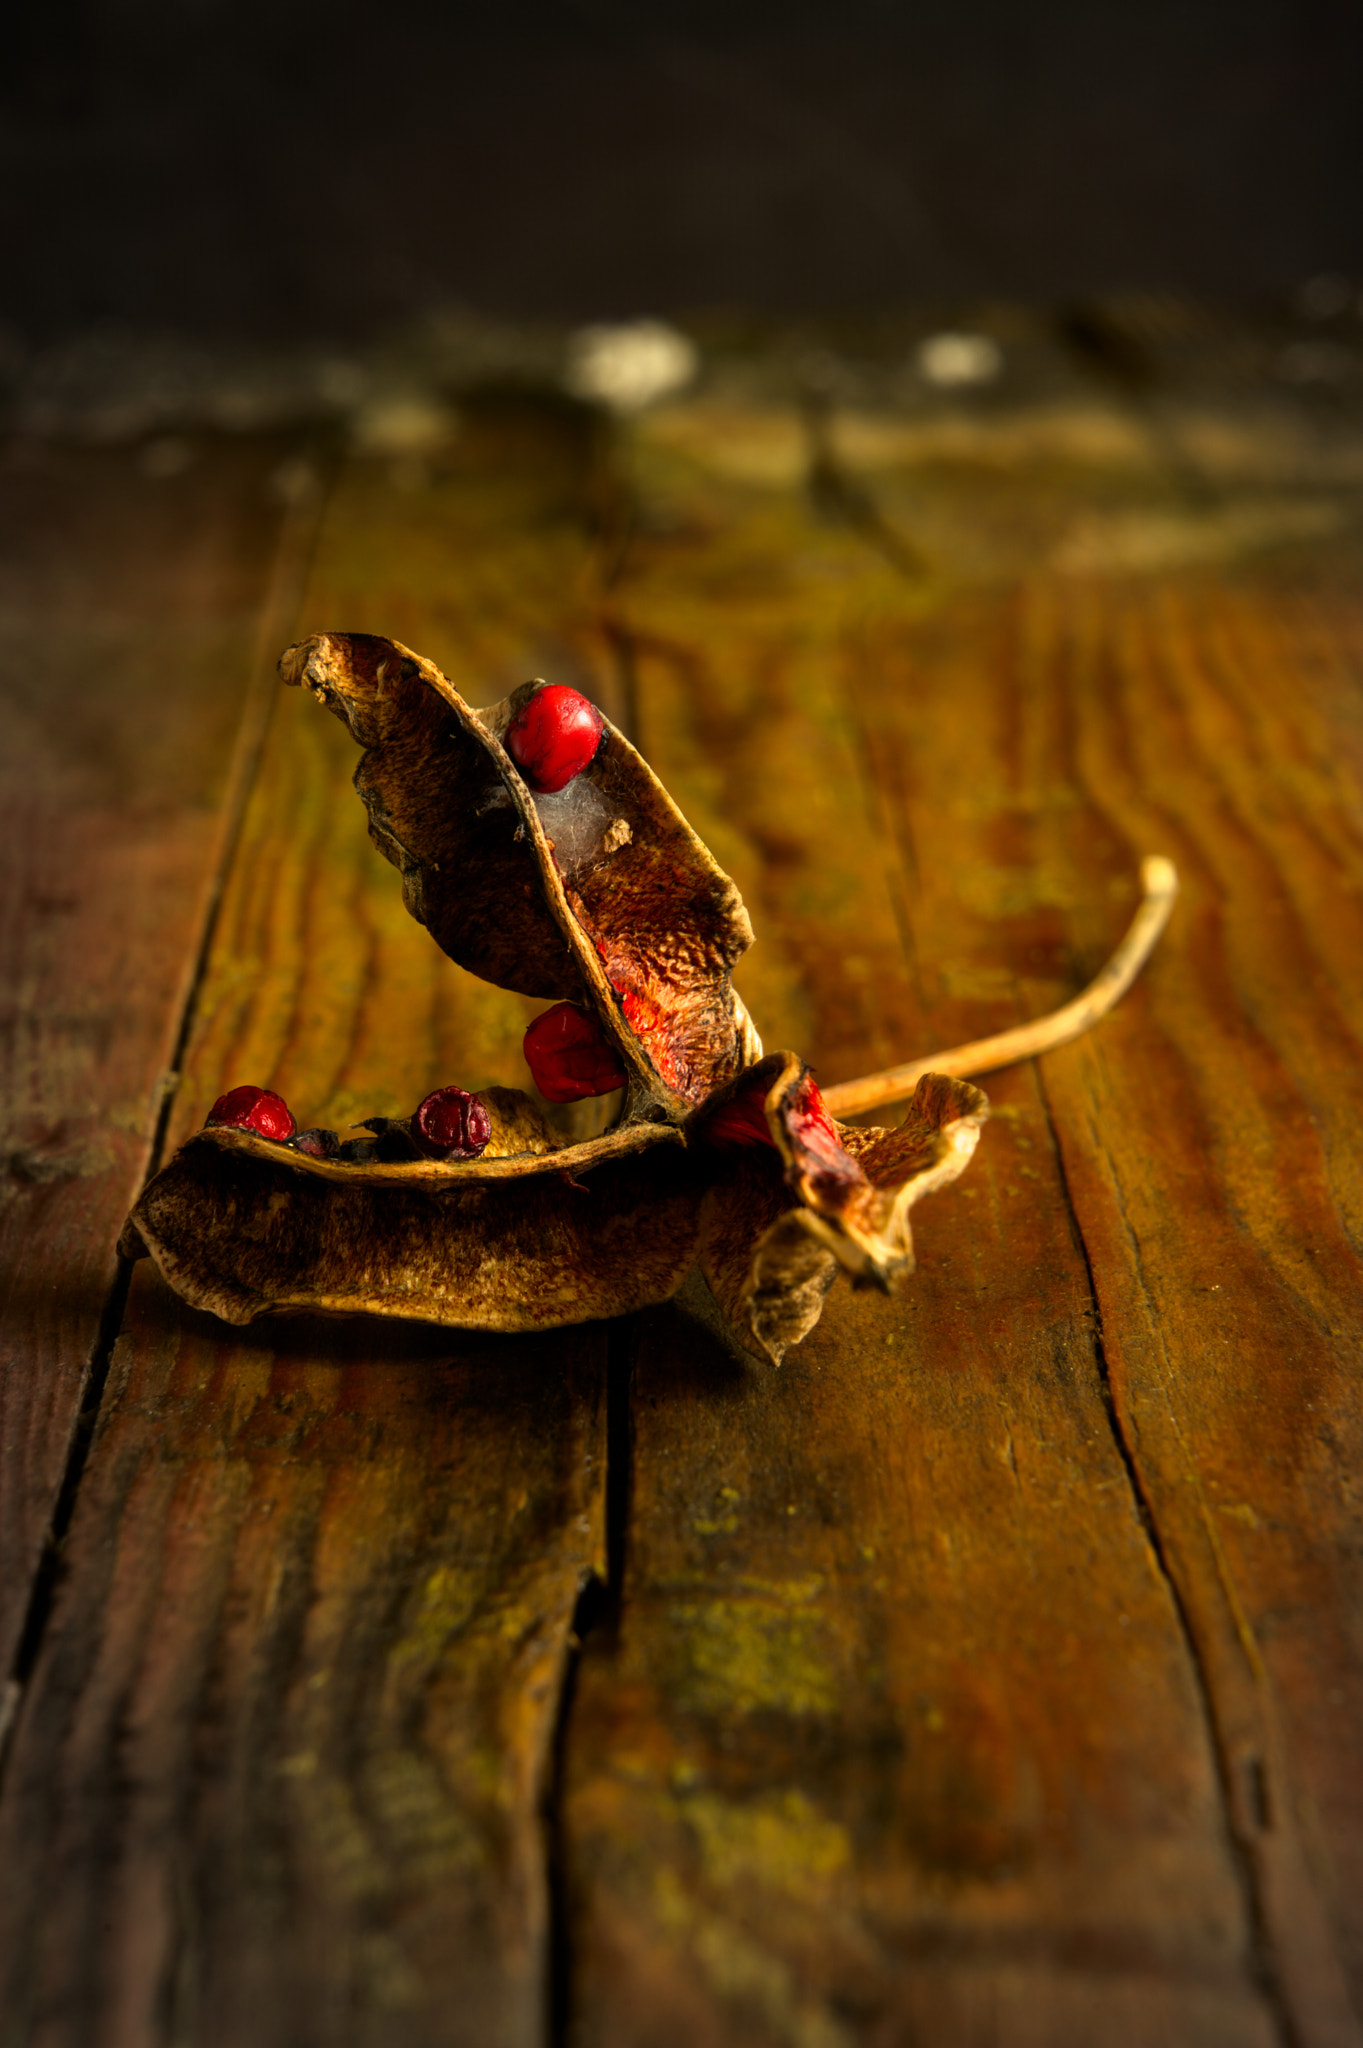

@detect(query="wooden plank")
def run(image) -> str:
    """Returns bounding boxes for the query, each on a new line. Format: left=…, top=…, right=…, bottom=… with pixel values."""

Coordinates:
left=564, top=1294, right=1276, bottom=2048
left=559, top=390, right=1362, bottom=2044
left=8, top=362, right=1359, bottom=2047
left=0, top=433, right=302, bottom=1682
left=0, top=394, right=619, bottom=2046
left=161, top=393, right=629, bottom=1154
left=0, top=1309, right=605, bottom=2048
left=853, top=565, right=1363, bottom=2043
left=1014, top=574, right=1363, bottom=2046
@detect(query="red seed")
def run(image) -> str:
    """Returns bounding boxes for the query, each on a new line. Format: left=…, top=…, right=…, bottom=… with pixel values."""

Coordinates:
left=505, top=685, right=604, bottom=793
left=414, top=1086, right=493, bottom=1160
left=703, top=1070, right=845, bottom=1162
left=207, top=1084, right=296, bottom=1142
left=703, top=1074, right=776, bottom=1149
left=523, top=1003, right=628, bottom=1103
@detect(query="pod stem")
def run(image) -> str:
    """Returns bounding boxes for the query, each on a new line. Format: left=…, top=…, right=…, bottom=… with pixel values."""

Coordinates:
left=822, top=857, right=1179, bottom=1119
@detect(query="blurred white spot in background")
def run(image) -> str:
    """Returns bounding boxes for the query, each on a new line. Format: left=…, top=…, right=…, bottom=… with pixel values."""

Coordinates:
left=315, top=357, right=370, bottom=409
left=210, top=386, right=276, bottom=431
left=351, top=390, right=459, bottom=456
left=269, top=456, right=321, bottom=507
left=140, top=435, right=194, bottom=479
left=915, top=331, right=1004, bottom=388
left=0, top=323, right=26, bottom=384
left=564, top=320, right=699, bottom=413
left=1278, top=340, right=1356, bottom=386
left=1294, top=273, right=1353, bottom=322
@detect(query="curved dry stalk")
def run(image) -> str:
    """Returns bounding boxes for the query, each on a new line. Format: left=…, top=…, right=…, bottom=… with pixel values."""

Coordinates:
left=822, top=857, right=1179, bottom=1120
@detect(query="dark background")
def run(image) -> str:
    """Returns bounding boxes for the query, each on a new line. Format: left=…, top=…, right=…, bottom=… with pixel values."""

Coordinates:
left=3, top=0, right=1361, bottom=344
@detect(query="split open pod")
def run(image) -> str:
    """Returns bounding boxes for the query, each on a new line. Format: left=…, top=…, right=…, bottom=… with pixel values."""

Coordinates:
left=121, top=634, right=993, bottom=1362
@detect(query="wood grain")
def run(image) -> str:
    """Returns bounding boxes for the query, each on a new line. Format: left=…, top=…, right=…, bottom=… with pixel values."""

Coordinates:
left=0, top=1302, right=605, bottom=2048
left=855, top=566, right=1363, bottom=2042
left=4, top=364, right=1361, bottom=2048
left=0, top=434, right=300, bottom=1679
left=558, top=396, right=1363, bottom=2045
left=0, top=396, right=622, bottom=2046
left=163, top=397, right=627, bottom=1152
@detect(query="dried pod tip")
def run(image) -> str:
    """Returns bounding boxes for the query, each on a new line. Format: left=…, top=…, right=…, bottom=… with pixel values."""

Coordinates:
left=206, top=1085, right=296, bottom=1142
left=413, top=1086, right=493, bottom=1160
left=523, top=1003, right=628, bottom=1103
left=505, top=685, right=604, bottom=793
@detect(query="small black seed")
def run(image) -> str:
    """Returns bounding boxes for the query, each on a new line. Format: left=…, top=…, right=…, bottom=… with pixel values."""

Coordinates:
left=373, top=1126, right=422, bottom=1161
left=291, top=1128, right=340, bottom=1159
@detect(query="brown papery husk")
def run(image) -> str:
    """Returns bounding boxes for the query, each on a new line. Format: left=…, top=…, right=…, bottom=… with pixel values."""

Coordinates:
left=278, top=634, right=760, bottom=1119
left=123, top=1128, right=708, bottom=1331
left=119, top=634, right=991, bottom=1359
left=699, top=1063, right=989, bottom=1362
left=121, top=1067, right=985, bottom=1358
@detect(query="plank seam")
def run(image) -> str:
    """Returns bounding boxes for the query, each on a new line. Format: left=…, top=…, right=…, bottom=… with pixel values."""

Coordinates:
left=800, top=394, right=926, bottom=580
left=141, top=454, right=333, bottom=1179
left=1032, top=1056, right=1300, bottom=2048
left=541, top=1321, right=634, bottom=2048
left=1072, top=1086, right=1363, bottom=2048
left=0, top=445, right=332, bottom=1778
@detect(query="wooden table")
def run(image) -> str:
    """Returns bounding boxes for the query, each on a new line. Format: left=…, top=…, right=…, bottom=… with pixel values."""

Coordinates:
left=3, top=315, right=1361, bottom=2047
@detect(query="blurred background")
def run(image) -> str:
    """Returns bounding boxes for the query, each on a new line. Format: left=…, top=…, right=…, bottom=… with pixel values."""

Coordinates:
left=3, top=0, right=1360, bottom=353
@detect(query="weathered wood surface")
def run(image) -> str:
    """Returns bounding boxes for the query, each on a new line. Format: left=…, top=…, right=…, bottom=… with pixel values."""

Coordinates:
left=0, top=399, right=618, bottom=2047
left=558, top=395, right=1363, bottom=2047
left=0, top=433, right=302, bottom=1682
left=1, top=338, right=1361, bottom=2048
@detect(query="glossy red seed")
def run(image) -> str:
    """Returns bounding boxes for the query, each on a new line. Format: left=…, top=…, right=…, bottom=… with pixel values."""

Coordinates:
left=703, top=1075, right=776, bottom=1149
left=523, top=1003, right=628, bottom=1103
left=414, top=1086, right=493, bottom=1159
left=505, top=685, right=604, bottom=793
left=704, top=1071, right=844, bottom=1161
left=206, top=1084, right=296, bottom=1142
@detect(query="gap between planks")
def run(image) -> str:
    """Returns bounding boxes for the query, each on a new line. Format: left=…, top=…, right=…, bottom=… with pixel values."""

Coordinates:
left=6, top=392, right=1356, bottom=2047
left=1031, top=1060, right=1298, bottom=2048
left=0, top=447, right=332, bottom=1776
left=543, top=1318, right=636, bottom=2048
left=824, top=431, right=1361, bottom=2048
left=0, top=421, right=648, bottom=2048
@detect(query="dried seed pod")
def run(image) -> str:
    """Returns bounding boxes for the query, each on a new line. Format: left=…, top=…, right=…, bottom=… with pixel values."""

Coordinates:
left=121, top=1071, right=984, bottom=1361
left=274, top=634, right=762, bottom=1112
left=121, top=627, right=1104, bottom=1364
